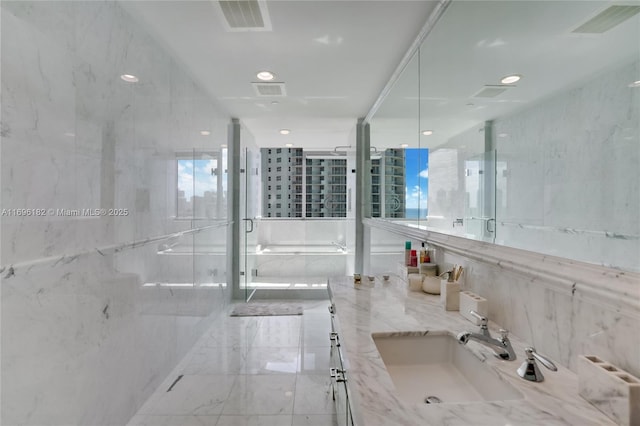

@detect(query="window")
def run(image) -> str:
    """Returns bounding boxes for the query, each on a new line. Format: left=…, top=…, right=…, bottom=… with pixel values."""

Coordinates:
left=176, top=152, right=223, bottom=219
left=276, top=203, right=281, bottom=208
left=276, top=176, right=282, bottom=181
left=260, top=148, right=349, bottom=218
left=276, top=148, right=282, bottom=154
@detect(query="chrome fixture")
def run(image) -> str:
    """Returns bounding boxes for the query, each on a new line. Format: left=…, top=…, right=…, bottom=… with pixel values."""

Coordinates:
left=457, top=311, right=517, bottom=361
left=331, top=241, right=347, bottom=252
left=517, top=347, right=557, bottom=382
left=453, top=218, right=464, bottom=227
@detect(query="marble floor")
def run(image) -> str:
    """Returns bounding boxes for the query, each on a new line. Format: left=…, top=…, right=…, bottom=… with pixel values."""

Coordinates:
left=128, top=300, right=337, bottom=426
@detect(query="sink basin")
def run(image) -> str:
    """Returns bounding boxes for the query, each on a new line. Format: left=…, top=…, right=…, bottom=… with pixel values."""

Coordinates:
left=372, top=331, right=523, bottom=405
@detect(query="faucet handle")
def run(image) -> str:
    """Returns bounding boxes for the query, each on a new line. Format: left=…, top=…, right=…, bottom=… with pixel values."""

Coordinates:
left=527, top=347, right=557, bottom=372
left=469, top=310, right=488, bottom=327
left=499, top=329, right=509, bottom=340
left=518, top=347, right=557, bottom=382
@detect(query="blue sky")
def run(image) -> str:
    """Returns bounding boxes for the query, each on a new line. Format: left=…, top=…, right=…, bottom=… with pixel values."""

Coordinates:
left=404, top=148, right=429, bottom=211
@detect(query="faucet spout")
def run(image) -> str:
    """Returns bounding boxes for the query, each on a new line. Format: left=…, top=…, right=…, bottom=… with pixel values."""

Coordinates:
left=457, top=328, right=517, bottom=361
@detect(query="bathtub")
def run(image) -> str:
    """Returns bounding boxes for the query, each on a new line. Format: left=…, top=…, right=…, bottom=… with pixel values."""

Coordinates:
left=251, top=243, right=349, bottom=277
left=255, top=243, right=347, bottom=255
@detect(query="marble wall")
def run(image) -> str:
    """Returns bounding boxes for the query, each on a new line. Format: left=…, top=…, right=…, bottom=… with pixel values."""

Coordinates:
left=434, top=238, right=640, bottom=380
left=494, top=59, right=640, bottom=272
left=1, top=2, right=230, bottom=425
left=400, top=58, right=640, bottom=383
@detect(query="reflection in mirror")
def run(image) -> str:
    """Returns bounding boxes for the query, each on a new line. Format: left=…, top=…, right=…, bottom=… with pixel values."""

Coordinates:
left=369, top=1, right=639, bottom=271
left=369, top=52, right=430, bottom=224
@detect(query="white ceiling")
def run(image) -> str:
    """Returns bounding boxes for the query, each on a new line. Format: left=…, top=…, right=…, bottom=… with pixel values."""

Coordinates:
left=120, top=0, right=438, bottom=149
left=121, top=1, right=640, bottom=151
left=372, top=0, right=640, bottom=150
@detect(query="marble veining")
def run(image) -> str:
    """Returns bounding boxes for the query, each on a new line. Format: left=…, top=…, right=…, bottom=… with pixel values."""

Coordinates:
left=1, top=1, right=231, bottom=425
left=0, top=222, right=228, bottom=279
left=328, top=276, right=617, bottom=426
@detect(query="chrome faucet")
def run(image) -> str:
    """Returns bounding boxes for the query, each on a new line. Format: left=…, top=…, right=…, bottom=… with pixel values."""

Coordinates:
left=517, top=347, right=557, bottom=382
left=456, top=311, right=517, bottom=361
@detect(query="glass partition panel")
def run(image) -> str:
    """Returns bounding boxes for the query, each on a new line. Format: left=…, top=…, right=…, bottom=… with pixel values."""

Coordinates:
left=464, top=150, right=495, bottom=242
left=369, top=0, right=639, bottom=271
left=369, top=51, right=421, bottom=226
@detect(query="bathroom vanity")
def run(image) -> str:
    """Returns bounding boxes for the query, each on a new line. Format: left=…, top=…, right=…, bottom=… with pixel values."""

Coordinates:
left=327, top=276, right=617, bottom=426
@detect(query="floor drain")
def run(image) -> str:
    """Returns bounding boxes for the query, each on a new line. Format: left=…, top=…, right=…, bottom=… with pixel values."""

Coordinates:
left=424, top=396, right=442, bottom=404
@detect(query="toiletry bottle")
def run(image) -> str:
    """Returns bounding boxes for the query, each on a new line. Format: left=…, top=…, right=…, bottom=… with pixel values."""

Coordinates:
left=419, top=243, right=427, bottom=264
left=405, top=241, right=412, bottom=266
left=410, top=249, right=418, bottom=267
left=424, top=246, right=430, bottom=263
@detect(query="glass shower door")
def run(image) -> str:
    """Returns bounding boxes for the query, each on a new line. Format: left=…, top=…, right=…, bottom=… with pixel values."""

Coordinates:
left=240, top=146, right=260, bottom=301
left=464, top=150, right=496, bottom=242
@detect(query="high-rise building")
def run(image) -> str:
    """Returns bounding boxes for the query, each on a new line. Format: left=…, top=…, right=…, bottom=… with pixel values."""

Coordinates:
left=260, top=147, right=303, bottom=218
left=305, top=155, right=347, bottom=218
left=371, top=149, right=405, bottom=218
left=261, top=149, right=348, bottom=218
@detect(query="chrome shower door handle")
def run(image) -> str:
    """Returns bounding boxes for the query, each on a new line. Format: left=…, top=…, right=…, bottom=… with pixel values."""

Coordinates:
left=243, top=218, right=254, bottom=233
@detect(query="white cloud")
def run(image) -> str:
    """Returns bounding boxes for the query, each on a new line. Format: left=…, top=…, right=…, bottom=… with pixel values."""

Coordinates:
left=405, top=184, right=428, bottom=209
left=419, top=168, right=429, bottom=178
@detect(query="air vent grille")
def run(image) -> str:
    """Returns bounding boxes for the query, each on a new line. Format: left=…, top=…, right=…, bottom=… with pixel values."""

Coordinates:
left=252, top=82, right=287, bottom=97
left=472, top=85, right=511, bottom=98
left=572, top=5, right=640, bottom=34
left=218, top=0, right=272, bottom=31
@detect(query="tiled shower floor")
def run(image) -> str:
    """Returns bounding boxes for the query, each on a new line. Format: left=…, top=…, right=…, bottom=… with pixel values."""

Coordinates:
left=127, top=300, right=337, bottom=426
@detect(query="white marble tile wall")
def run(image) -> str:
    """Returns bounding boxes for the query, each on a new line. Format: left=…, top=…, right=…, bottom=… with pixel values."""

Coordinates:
left=494, top=59, right=640, bottom=271
left=425, top=125, right=484, bottom=235
left=1, top=2, right=230, bottom=425
left=435, top=245, right=640, bottom=380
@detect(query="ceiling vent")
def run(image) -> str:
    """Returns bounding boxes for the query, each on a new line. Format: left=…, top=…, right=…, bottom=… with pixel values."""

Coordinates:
left=217, top=0, right=272, bottom=31
left=572, top=5, right=640, bottom=34
left=252, top=82, right=287, bottom=97
left=472, top=85, right=512, bottom=98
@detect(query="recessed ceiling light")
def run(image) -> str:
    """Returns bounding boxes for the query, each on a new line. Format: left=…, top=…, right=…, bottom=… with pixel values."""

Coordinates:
left=200, top=130, right=211, bottom=136
left=257, top=71, right=275, bottom=81
left=500, top=74, right=521, bottom=84
left=285, top=143, right=293, bottom=147
left=279, top=129, right=291, bottom=135
left=271, top=101, right=279, bottom=105
left=221, top=144, right=227, bottom=148
left=120, top=74, right=139, bottom=83
left=498, top=133, right=509, bottom=138
left=421, top=130, right=433, bottom=136
left=400, top=144, right=409, bottom=148
left=629, top=80, right=640, bottom=88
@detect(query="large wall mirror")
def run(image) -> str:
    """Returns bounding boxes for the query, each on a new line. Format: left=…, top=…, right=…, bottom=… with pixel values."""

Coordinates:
left=368, top=0, right=639, bottom=272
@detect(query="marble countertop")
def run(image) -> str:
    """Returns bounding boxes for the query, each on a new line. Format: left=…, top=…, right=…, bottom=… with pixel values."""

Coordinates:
left=327, top=275, right=615, bottom=426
